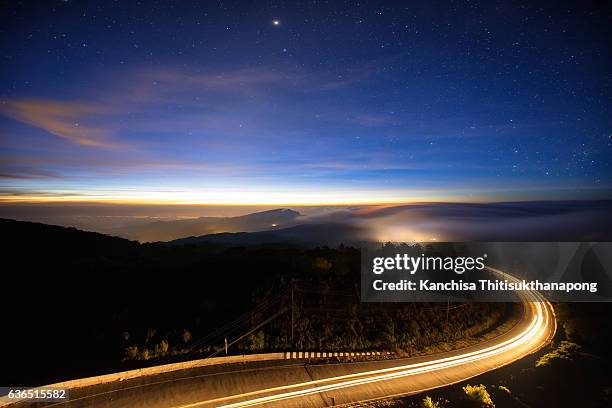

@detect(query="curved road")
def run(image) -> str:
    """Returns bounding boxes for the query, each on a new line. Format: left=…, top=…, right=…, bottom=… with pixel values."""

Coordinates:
left=12, top=267, right=556, bottom=407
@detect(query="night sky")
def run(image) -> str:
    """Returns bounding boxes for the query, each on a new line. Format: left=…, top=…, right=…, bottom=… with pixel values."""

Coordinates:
left=1, top=1, right=611, bottom=205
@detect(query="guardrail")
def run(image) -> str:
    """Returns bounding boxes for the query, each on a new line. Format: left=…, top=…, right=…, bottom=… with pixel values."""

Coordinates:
left=287, top=351, right=388, bottom=359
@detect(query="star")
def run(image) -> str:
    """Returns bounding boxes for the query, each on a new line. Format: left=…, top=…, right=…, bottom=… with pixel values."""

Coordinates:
left=272, top=20, right=280, bottom=26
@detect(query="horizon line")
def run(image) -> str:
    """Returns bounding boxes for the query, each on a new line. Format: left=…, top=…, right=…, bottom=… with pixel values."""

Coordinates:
left=0, top=197, right=609, bottom=207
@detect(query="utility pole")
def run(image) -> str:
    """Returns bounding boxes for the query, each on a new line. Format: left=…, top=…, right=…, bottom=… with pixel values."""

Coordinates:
left=446, top=297, right=450, bottom=327
left=291, top=282, right=295, bottom=346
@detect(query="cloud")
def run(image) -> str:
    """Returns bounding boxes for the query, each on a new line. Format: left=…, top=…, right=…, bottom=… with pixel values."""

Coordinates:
left=0, top=152, right=251, bottom=181
left=0, top=188, right=85, bottom=198
left=0, top=99, right=123, bottom=148
left=0, top=64, right=373, bottom=151
left=147, top=67, right=295, bottom=90
left=0, top=66, right=304, bottom=150
left=0, top=170, right=68, bottom=180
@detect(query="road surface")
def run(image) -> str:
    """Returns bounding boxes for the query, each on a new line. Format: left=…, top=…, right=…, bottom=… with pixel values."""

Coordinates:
left=10, top=267, right=556, bottom=407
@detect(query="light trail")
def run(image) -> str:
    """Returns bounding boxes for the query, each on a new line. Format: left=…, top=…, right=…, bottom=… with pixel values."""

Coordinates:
left=174, top=267, right=555, bottom=408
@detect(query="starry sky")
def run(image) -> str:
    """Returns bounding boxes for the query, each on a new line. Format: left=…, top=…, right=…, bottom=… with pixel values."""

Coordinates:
left=0, top=0, right=611, bottom=205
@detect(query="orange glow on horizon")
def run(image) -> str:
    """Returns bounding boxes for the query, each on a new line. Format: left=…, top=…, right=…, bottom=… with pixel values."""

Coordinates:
left=0, top=193, right=486, bottom=207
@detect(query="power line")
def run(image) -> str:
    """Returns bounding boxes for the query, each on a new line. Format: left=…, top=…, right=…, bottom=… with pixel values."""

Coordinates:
left=157, top=288, right=290, bottom=364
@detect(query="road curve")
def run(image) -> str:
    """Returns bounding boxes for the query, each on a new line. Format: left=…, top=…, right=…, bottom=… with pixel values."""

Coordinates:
left=12, top=267, right=556, bottom=408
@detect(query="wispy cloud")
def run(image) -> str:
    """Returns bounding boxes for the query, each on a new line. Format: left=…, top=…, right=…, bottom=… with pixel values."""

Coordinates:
left=145, top=67, right=297, bottom=91
left=0, top=170, right=68, bottom=180
left=0, top=99, right=123, bottom=148
left=0, top=61, right=393, bottom=153
left=0, top=66, right=308, bottom=150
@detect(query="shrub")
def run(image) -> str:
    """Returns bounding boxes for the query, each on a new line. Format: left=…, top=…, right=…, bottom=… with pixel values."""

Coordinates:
left=124, top=345, right=139, bottom=360
left=463, top=384, right=494, bottom=407
left=313, top=257, right=332, bottom=271
left=244, top=330, right=265, bottom=351
left=496, top=385, right=511, bottom=394
left=536, top=341, right=581, bottom=367
left=155, top=339, right=169, bottom=356
left=145, top=328, right=156, bottom=344
left=421, top=396, right=446, bottom=408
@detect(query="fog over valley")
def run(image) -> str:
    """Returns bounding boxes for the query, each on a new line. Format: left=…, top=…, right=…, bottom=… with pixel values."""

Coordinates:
left=2, top=200, right=610, bottom=243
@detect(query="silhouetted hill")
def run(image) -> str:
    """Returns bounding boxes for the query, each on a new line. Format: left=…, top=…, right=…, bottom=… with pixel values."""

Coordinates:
left=112, top=208, right=302, bottom=242
left=0, top=218, right=366, bottom=384
left=169, top=222, right=369, bottom=246
left=0, top=217, right=139, bottom=255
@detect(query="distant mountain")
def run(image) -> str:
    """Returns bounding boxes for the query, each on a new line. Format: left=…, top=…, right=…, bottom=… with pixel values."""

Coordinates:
left=169, top=222, right=369, bottom=247
left=112, top=208, right=302, bottom=242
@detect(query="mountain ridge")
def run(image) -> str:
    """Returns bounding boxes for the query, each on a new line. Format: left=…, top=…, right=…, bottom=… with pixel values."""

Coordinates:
left=168, top=222, right=368, bottom=247
left=111, top=208, right=303, bottom=242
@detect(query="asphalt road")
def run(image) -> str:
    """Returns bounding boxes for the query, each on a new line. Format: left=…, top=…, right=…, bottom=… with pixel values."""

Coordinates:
left=12, top=268, right=556, bottom=408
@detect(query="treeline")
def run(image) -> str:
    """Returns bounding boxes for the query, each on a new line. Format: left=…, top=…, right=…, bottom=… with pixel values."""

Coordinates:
left=120, top=244, right=512, bottom=361
left=0, top=219, right=511, bottom=385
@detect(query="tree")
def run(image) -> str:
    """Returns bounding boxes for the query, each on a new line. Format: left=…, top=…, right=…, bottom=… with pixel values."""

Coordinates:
left=463, top=384, right=494, bottom=407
